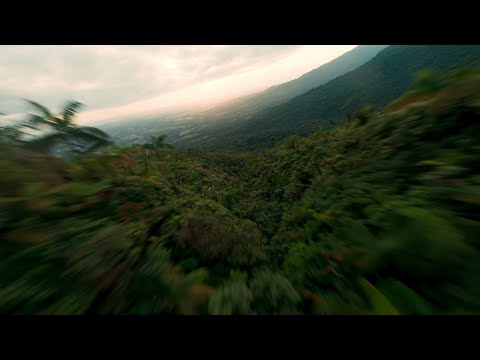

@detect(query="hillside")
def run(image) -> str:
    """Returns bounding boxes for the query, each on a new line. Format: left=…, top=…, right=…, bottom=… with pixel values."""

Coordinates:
left=198, top=45, right=389, bottom=119
left=1, top=68, right=480, bottom=314
left=189, top=45, right=480, bottom=150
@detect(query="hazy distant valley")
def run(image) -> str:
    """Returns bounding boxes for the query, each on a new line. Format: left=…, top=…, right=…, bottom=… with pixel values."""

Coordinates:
left=101, top=45, right=480, bottom=151
left=99, top=45, right=390, bottom=149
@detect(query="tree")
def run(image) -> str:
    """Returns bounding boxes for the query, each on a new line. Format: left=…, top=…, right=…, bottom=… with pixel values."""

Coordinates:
left=139, top=135, right=174, bottom=174
left=21, top=99, right=113, bottom=157
left=146, top=135, right=174, bottom=155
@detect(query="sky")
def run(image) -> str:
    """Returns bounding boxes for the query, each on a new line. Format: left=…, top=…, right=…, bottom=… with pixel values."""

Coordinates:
left=0, top=45, right=357, bottom=125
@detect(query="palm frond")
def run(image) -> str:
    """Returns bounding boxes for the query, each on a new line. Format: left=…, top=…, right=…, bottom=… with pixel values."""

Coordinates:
left=24, top=99, right=57, bottom=122
left=23, top=114, right=57, bottom=128
left=62, top=101, right=84, bottom=124
left=19, top=123, right=40, bottom=131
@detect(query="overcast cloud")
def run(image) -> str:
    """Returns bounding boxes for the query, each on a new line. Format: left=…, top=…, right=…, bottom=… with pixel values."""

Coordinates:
left=0, top=45, right=356, bottom=124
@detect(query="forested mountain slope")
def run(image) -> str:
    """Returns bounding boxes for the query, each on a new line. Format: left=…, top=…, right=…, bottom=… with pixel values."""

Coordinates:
left=195, top=45, right=480, bottom=150
left=199, top=45, right=388, bottom=119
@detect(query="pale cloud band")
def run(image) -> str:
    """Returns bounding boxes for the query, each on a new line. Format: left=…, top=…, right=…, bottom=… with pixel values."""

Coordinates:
left=0, top=45, right=357, bottom=125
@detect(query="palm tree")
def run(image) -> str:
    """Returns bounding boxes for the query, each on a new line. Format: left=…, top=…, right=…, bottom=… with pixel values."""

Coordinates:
left=148, top=135, right=174, bottom=155
left=139, top=135, right=174, bottom=174
left=21, top=99, right=113, bottom=156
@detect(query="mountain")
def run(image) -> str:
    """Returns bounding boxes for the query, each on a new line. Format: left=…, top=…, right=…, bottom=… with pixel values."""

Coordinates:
left=198, top=45, right=389, bottom=120
left=201, top=45, right=480, bottom=150
left=252, top=45, right=389, bottom=106
left=102, top=45, right=480, bottom=152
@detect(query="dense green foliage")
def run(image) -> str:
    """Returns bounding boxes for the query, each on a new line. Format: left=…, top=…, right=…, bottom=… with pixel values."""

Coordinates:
left=1, top=67, right=480, bottom=314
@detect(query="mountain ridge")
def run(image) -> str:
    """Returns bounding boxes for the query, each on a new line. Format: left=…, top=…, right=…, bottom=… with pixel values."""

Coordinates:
left=198, top=45, right=480, bottom=150
left=101, top=46, right=389, bottom=147
left=197, top=45, right=389, bottom=119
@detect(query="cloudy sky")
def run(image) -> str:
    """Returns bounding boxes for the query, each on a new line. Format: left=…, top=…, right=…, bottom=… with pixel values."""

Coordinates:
left=0, top=45, right=357, bottom=125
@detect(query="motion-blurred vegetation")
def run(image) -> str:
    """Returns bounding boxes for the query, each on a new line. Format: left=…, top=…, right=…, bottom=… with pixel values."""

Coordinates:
left=1, top=67, right=480, bottom=314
